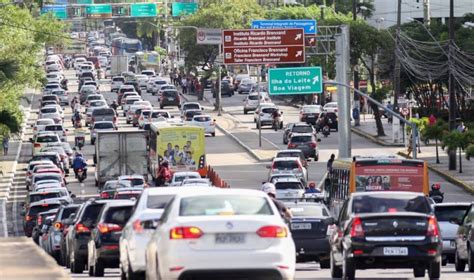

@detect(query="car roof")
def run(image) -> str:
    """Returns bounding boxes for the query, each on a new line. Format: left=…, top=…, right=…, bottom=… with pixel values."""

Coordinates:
left=273, top=157, right=300, bottom=162
left=183, top=102, right=200, bottom=105
left=175, top=188, right=267, bottom=198
left=292, top=122, right=312, bottom=127
left=274, top=177, right=302, bottom=183
left=93, top=121, right=114, bottom=125
left=142, top=186, right=191, bottom=196
left=290, top=133, right=313, bottom=137
left=278, top=149, right=303, bottom=154
left=30, top=188, right=65, bottom=194
left=29, top=198, right=63, bottom=207
left=173, top=172, right=201, bottom=177
left=284, top=201, right=326, bottom=207
left=102, top=199, right=136, bottom=207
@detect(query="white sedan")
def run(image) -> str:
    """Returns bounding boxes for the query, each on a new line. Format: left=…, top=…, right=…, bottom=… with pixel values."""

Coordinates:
left=145, top=188, right=296, bottom=280
left=169, top=171, right=201, bottom=186
left=188, top=115, right=216, bottom=137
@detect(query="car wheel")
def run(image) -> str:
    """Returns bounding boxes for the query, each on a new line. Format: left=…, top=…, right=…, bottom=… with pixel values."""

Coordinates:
left=211, top=132, right=216, bottom=137
left=91, top=140, right=95, bottom=145
left=88, top=263, right=94, bottom=276
left=319, top=258, right=330, bottom=269
left=128, top=261, right=144, bottom=280
left=244, top=110, right=247, bottom=115
left=468, top=246, right=474, bottom=272
left=126, top=120, right=130, bottom=124
left=93, top=258, right=105, bottom=277
left=283, top=139, right=288, bottom=144
left=342, top=252, right=355, bottom=280
left=413, top=266, right=425, bottom=277
left=455, top=250, right=466, bottom=272
left=428, top=260, right=440, bottom=279
left=159, top=104, right=163, bottom=109
left=70, top=256, right=84, bottom=273
left=442, top=258, right=448, bottom=266
left=120, top=266, right=127, bottom=280
left=314, top=154, right=319, bottom=161
left=133, top=123, right=137, bottom=127
left=330, top=252, right=342, bottom=278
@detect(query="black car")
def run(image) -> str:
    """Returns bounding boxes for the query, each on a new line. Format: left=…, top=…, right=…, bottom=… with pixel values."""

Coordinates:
left=159, top=90, right=180, bottom=109
left=50, top=204, right=80, bottom=265
left=330, top=192, right=442, bottom=280
left=213, top=80, right=234, bottom=97
left=32, top=208, right=59, bottom=244
left=454, top=202, right=474, bottom=272
left=316, top=111, right=338, bottom=131
left=285, top=202, right=334, bottom=267
left=283, top=123, right=316, bottom=145
left=87, top=200, right=135, bottom=277
left=22, top=199, right=62, bottom=237
left=66, top=199, right=108, bottom=273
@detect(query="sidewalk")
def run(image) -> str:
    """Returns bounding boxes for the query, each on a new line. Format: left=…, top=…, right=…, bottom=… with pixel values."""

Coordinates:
left=355, top=114, right=474, bottom=193
left=180, top=90, right=278, bottom=162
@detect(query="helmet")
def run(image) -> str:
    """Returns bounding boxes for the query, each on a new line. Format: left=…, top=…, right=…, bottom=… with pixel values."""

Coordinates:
left=432, top=183, right=441, bottom=190
left=309, top=181, right=316, bottom=188
left=76, top=152, right=83, bottom=157
left=261, top=182, right=276, bottom=195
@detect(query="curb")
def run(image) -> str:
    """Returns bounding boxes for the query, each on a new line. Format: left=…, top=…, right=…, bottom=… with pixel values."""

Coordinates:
left=215, top=123, right=270, bottom=162
left=351, top=127, right=405, bottom=147
left=397, top=151, right=474, bottom=194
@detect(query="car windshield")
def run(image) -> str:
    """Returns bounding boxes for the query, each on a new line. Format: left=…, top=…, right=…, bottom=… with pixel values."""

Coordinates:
left=116, top=193, right=140, bottom=199
left=30, top=192, right=61, bottom=203
left=275, top=182, right=303, bottom=190
left=60, top=207, right=78, bottom=220
left=435, top=206, right=470, bottom=222
left=93, top=122, right=114, bottom=129
left=261, top=107, right=277, bottom=114
left=352, top=195, right=431, bottom=214
left=292, top=126, right=313, bottom=133
left=29, top=204, right=60, bottom=215
left=147, top=194, right=175, bottom=209
left=34, top=174, right=61, bottom=182
left=123, top=178, right=144, bottom=186
left=302, top=107, right=320, bottom=113
left=163, top=91, right=177, bottom=97
left=287, top=205, right=329, bottom=217
left=180, top=195, right=273, bottom=216
left=37, top=135, right=59, bottom=143
left=273, top=160, right=299, bottom=170
left=127, top=99, right=140, bottom=104
left=174, top=174, right=200, bottom=183
left=184, top=104, right=200, bottom=110
left=104, top=206, right=133, bottom=226
left=248, top=95, right=259, bottom=100
left=45, top=126, right=63, bottom=131
left=291, top=136, right=312, bottom=143
left=41, top=108, right=57, bottom=113
left=155, top=80, right=167, bottom=85
left=193, top=116, right=211, bottom=122
left=37, top=120, right=53, bottom=126
left=90, top=101, right=106, bottom=107
left=113, top=77, right=125, bottom=82
left=277, top=152, right=300, bottom=158
left=93, top=109, right=114, bottom=116
left=52, top=91, right=65, bottom=96
left=81, top=204, right=105, bottom=225
left=186, top=111, right=202, bottom=118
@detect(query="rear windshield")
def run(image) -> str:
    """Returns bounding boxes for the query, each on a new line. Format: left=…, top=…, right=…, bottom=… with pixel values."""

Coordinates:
left=184, top=104, right=200, bottom=110
left=262, top=108, right=277, bottom=114
left=88, top=96, right=102, bottom=100
left=81, top=204, right=105, bottom=224
left=163, top=91, right=177, bottom=97
left=435, top=206, right=470, bottom=222
left=193, top=116, right=211, bottom=122
left=186, top=111, right=202, bottom=118
left=104, top=206, right=133, bottom=226
left=155, top=80, right=166, bottom=85
left=125, top=178, right=144, bottom=186
left=277, top=152, right=301, bottom=158
left=291, top=136, right=312, bottom=143
left=60, top=207, right=79, bottom=220
left=292, top=126, right=313, bottom=133
left=46, top=85, right=60, bottom=89
left=90, top=101, right=106, bottom=107
left=287, top=205, right=329, bottom=217
left=127, top=99, right=140, bottom=104
left=92, top=108, right=114, bottom=116
left=43, top=96, right=57, bottom=100
left=113, top=77, right=125, bottom=82
left=37, top=120, right=53, bottom=126
left=37, top=135, right=59, bottom=143
left=151, top=112, right=168, bottom=118
left=51, top=91, right=65, bottom=96
left=142, top=111, right=151, bottom=116
left=29, top=204, right=61, bottom=216
left=34, top=175, right=61, bottom=183
left=147, top=194, right=175, bottom=209
left=115, top=193, right=140, bottom=199
left=30, top=192, right=61, bottom=203
left=93, top=122, right=114, bottom=129
left=174, top=174, right=200, bottom=183
left=248, top=95, right=259, bottom=100
left=45, top=126, right=63, bottom=132
left=274, top=161, right=299, bottom=170
left=352, top=195, right=431, bottom=214
left=275, top=182, right=303, bottom=190
left=180, top=195, right=273, bottom=216
left=302, top=107, right=320, bottom=113
left=40, top=108, right=57, bottom=114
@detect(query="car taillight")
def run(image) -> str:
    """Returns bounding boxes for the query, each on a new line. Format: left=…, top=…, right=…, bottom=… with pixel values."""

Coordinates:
left=54, top=222, right=63, bottom=230
left=350, top=216, right=364, bottom=238
left=25, top=215, right=33, bottom=221
left=309, top=142, right=317, bottom=148
left=75, top=223, right=90, bottom=233
left=256, top=225, right=288, bottom=238
left=426, top=216, right=440, bottom=237
left=100, top=192, right=109, bottom=199
left=288, top=143, right=297, bottom=148
left=132, top=219, right=144, bottom=233
left=34, top=143, right=41, bottom=148
left=98, top=223, right=122, bottom=234
left=170, top=226, right=203, bottom=239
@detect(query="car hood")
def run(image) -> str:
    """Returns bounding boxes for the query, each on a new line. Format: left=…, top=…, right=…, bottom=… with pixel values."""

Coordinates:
left=438, top=221, right=459, bottom=240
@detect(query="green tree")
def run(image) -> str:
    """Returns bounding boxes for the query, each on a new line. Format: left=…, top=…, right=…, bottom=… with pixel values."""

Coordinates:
left=422, top=120, right=448, bottom=164
left=466, top=144, right=474, bottom=160
left=442, top=131, right=472, bottom=173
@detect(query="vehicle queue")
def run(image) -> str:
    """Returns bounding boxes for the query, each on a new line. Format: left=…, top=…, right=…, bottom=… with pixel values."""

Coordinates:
left=17, top=30, right=474, bottom=280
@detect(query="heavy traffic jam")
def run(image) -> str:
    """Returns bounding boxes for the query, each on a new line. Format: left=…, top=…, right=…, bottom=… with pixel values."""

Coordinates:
left=14, top=27, right=474, bottom=280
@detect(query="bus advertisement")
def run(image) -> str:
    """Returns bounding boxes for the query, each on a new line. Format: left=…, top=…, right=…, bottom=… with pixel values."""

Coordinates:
left=148, top=123, right=206, bottom=181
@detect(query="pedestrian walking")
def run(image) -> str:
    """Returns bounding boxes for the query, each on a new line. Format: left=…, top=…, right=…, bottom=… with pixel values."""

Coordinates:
left=457, top=122, right=467, bottom=133
left=2, top=135, right=9, bottom=156
left=327, top=154, right=335, bottom=174
left=428, top=114, right=437, bottom=126
left=182, top=79, right=187, bottom=94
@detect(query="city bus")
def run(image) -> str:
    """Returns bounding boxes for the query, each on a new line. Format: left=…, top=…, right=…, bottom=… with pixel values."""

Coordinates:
left=325, top=156, right=429, bottom=207
left=148, top=122, right=207, bottom=183
left=111, top=37, right=143, bottom=57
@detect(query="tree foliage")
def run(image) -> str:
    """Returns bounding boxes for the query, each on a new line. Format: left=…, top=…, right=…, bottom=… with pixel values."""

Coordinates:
left=423, top=120, right=448, bottom=163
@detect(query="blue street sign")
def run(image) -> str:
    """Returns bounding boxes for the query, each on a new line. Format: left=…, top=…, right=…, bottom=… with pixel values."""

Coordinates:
left=251, top=19, right=317, bottom=35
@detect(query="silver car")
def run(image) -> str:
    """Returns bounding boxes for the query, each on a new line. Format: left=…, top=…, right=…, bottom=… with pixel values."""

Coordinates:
left=90, top=121, right=116, bottom=145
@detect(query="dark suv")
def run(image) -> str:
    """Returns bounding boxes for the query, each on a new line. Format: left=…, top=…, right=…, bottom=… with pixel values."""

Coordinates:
left=87, top=200, right=135, bottom=276
left=66, top=199, right=108, bottom=273
left=22, top=199, right=62, bottom=237
left=329, top=192, right=442, bottom=280
left=159, top=89, right=180, bottom=109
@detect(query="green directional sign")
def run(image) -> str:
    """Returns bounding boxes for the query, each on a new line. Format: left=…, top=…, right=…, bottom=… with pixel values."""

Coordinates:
left=172, top=2, right=198, bottom=17
left=86, top=4, right=112, bottom=19
left=77, top=0, right=93, bottom=4
left=268, top=67, right=323, bottom=95
left=131, top=3, right=157, bottom=17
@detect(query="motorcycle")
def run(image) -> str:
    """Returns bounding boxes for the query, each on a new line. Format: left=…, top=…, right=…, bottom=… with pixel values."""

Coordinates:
left=74, top=119, right=82, bottom=129
left=76, top=168, right=86, bottom=182
left=322, top=125, right=330, bottom=137
left=75, top=135, right=85, bottom=150
left=430, top=192, right=444, bottom=203
left=272, top=112, right=283, bottom=131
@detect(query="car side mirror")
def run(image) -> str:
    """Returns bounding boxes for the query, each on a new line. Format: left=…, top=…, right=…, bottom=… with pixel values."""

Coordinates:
left=449, top=217, right=461, bottom=225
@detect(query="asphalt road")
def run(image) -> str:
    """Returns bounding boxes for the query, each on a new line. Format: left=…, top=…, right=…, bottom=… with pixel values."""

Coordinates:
left=5, top=70, right=473, bottom=280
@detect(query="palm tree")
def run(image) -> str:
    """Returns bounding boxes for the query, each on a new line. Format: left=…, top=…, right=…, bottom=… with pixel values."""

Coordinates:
left=422, top=120, right=447, bottom=164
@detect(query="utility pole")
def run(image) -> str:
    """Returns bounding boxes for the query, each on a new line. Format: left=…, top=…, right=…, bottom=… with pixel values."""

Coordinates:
left=393, top=0, right=402, bottom=111
left=352, top=0, right=360, bottom=126
left=448, top=0, right=456, bottom=170
left=336, top=25, right=351, bottom=158
left=423, top=0, right=431, bottom=26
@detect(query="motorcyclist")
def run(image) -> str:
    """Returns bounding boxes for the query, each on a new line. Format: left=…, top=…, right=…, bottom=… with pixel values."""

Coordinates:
left=272, top=109, right=281, bottom=128
left=71, top=96, right=78, bottom=111
left=305, top=182, right=321, bottom=194
left=429, top=183, right=443, bottom=197
left=156, top=161, right=171, bottom=186
left=110, top=100, right=119, bottom=115
left=318, top=113, right=330, bottom=132
left=72, top=110, right=81, bottom=127
left=72, top=153, right=87, bottom=179
left=261, top=182, right=293, bottom=220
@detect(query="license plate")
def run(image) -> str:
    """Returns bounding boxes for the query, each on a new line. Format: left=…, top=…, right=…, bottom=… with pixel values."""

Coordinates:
left=383, top=247, right=408, bottom=256
left=168, top=98, right=175, bottom=101
left=215, top=233, right=245, bottom=244
left=291, top=223, right=312, bottom=230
